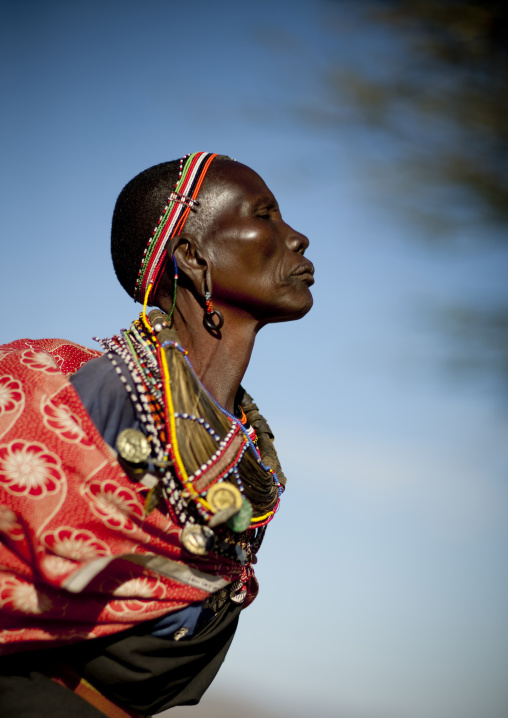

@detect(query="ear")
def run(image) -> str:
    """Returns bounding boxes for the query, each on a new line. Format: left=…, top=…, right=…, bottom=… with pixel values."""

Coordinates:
left=166, top=234, right=207, bottom=297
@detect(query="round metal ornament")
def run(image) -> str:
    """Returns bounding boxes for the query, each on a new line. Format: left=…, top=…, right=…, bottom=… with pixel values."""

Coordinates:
left=116, top=428, right=151, bottom=464
left=206, top=482, right=243, bottom=513
left=181, top=523, right=216, bottom=555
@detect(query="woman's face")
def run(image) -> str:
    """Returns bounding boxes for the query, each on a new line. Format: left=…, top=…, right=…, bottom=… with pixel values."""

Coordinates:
left=199, top=160, right=314, bottom=324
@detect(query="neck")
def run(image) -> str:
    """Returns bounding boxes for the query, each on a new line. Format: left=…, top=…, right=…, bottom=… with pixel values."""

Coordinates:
left=161, top=291, right=259, bottom=414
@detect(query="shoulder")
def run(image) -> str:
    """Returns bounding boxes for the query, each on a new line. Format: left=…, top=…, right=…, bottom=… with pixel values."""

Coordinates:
left=70, top=354, right=120, bottom=387
left=70, top=354, right=139, bottom=447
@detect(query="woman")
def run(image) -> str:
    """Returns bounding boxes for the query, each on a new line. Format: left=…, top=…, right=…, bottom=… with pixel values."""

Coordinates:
left=0, top=152, right=314, bottom=716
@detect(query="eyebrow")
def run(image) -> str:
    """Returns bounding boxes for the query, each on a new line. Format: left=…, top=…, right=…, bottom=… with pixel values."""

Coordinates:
left=251, top=195, right=279, bottom=210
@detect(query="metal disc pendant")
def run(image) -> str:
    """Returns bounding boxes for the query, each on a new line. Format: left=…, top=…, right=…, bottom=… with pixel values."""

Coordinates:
left=181, top=524, right=216, bottom=555
left=227, top=499, right=253, bottom=533
left=206, top=482, right=243, bottom=514
left=116, top=428, right=151, bottom=464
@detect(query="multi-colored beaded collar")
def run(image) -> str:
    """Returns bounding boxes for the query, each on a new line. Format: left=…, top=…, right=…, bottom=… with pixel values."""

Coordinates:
left=134, top=152, right=218, bottom=304
left=97, top=309, right=284, bottom=565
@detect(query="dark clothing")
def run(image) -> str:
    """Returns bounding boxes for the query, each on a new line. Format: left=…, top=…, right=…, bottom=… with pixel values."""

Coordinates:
left=0, top=672, right=104, bottom=718
left=77, top=600, right=240, bottom=714
left=0, top=601, right=240, bottom=717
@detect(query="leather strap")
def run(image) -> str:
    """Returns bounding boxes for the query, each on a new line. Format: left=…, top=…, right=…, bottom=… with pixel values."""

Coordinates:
left=49, top=668, right=143, bottom=718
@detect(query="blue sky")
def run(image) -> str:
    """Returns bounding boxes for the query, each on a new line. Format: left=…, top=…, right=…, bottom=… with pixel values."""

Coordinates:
left=1, top=1, right=508, bottom=717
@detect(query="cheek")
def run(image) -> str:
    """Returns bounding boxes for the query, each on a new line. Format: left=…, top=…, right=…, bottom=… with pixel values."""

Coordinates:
left=214, top=234, right=279, bottom=277
left=211, top=258, right=280, bottom=308
left=242, top=229, right=283, bottom=267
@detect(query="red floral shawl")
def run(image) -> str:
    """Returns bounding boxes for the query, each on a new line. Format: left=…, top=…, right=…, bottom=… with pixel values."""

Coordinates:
left=0, top=339, right=256, bottom=655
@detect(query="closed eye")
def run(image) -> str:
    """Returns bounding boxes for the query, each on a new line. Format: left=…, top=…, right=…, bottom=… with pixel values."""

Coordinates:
left=256, top=204, right=280, bottom=220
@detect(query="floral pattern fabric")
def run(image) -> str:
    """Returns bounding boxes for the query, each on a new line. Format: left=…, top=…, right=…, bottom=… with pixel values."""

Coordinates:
left=0, top=338, right=256, bottom=655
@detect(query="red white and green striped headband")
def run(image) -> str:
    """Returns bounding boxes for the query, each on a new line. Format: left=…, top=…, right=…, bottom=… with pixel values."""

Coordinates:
left=134, top=151, right=218, bottom=304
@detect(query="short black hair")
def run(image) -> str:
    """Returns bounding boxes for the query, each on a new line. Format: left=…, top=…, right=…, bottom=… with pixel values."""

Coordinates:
left=111, top=156, right=231, bottom=301
left=111, top=160, right=181, bottom=300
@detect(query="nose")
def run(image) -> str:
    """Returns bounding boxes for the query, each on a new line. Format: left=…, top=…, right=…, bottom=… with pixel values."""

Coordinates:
left=285, top=223, right=310, bottom=254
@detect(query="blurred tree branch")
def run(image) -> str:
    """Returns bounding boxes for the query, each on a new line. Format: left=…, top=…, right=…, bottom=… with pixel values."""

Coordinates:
left=323, top=0, right=508, bottom=399
left=326, top=0, right=508, bottom=234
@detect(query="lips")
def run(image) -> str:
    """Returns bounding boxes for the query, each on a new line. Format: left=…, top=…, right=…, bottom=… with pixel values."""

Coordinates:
left=291, top=261, right=315, bottom=285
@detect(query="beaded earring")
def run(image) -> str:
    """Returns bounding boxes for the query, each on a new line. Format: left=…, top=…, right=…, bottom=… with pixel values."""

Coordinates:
left=203, top=283, right=224, bottom=332
left=166, top=254, right=179, bottom=326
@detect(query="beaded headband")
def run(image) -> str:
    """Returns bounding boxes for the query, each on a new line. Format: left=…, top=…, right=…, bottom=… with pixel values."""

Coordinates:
left=134, top=152, right=218, bottom=304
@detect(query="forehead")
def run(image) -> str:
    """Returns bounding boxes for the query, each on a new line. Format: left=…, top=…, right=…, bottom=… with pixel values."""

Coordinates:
left=201, top=160, right=276, bottom=213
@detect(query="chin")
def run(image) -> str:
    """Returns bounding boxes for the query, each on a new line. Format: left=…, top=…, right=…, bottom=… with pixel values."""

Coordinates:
left=264, top=293, right=314, bottom=325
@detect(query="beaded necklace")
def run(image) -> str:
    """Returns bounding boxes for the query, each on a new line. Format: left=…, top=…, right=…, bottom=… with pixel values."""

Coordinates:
left=97, top=305, right=283, bottom=563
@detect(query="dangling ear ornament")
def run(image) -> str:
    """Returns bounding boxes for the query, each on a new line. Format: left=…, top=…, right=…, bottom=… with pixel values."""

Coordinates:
left=165, top=254, right=179, bottom=326
left=204, top=290, right=224, bottom=331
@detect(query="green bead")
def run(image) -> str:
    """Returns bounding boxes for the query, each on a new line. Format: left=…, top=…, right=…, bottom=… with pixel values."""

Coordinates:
left=227, top=499, right=253, bottom=533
